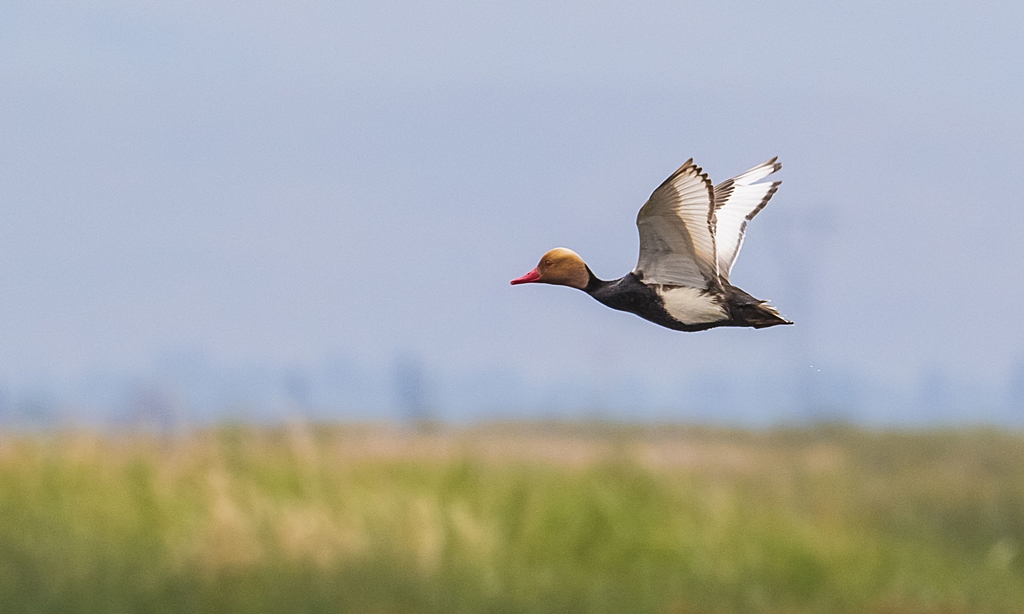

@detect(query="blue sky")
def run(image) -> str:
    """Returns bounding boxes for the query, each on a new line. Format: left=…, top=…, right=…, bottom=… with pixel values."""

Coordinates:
left=2, top=1, right=1023, bottom=418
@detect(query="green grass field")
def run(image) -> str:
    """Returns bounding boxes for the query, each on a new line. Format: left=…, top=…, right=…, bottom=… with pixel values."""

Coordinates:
left=0, top=423, right=1022, bottom=613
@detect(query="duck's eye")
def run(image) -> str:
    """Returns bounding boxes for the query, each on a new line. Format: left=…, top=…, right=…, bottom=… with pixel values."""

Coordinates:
left=544, top=260, right=552, bottom=266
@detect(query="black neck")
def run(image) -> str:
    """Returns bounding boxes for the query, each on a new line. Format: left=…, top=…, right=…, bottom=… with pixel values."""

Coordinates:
left=583, top=266, right=607, bottom=294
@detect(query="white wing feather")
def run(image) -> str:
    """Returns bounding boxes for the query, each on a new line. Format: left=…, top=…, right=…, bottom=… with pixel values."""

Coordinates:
left=712, top=157, right=781, bottom=281
left=634, top=160, right=719, bottom=289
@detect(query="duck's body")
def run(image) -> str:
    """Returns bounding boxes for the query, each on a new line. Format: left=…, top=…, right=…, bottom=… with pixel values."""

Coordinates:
left=584, top=271, right=788, bottom=332
left=512, top=157, right=791, bottom=332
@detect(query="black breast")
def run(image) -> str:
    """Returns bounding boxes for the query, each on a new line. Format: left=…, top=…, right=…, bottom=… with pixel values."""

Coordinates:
left=585, top=273, right=690, bottom=331
left=585, top=272, right=738, bottom=332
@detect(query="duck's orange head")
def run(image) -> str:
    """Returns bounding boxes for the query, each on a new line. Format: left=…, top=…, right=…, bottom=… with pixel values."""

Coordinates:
left=511, top=247, right=589, bottom=290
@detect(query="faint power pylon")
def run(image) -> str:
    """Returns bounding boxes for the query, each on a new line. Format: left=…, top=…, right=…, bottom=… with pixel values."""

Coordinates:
left=283, top=369, right=312, bottom=417
left=1007, top=355, right=1024, bottom=426
left=0, top=384, right=7, bottom=425
left=124, top=383, right=180, bottom=439
left=768, top=206, right=836, bottom=420
left=393, top=354, right=433, bottom=428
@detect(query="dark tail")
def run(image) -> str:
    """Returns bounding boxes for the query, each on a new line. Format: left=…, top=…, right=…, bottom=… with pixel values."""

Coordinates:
left=735, top=301, right=792, bottom=328
left=724, top=284, right=793, bottom=329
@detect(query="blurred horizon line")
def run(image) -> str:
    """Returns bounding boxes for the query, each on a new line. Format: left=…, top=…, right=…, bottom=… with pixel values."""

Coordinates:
left=2, top=349, right=1022, bottom=429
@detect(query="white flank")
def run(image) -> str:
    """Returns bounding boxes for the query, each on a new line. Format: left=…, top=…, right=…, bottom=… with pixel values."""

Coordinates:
left=657, top=286, right=727, bottom=325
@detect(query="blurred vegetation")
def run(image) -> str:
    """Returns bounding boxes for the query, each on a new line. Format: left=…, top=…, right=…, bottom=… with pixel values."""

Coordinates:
left=0, top=423, right=1022, bottom=613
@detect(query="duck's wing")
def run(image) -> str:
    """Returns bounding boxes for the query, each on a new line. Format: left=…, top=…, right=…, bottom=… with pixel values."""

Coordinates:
left=634, top=159, right=721, bottom=290
left=712, top=157, right=781, bottom=282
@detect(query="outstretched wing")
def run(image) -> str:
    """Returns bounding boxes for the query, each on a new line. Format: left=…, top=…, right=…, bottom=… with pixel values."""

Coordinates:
left=634, top=159, right=720, bottom=289
left=712, top=157, right=781, bottom=282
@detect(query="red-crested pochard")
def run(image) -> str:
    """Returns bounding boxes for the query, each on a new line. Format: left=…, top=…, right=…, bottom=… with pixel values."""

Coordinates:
left=511, top=157, right=791, bottom=332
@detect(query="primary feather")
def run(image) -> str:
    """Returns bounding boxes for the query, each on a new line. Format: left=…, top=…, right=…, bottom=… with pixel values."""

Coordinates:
left=712, top=158, right=782, bottom=281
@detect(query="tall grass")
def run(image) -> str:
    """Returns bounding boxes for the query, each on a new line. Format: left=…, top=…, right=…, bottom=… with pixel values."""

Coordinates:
left=0, top=423, right=1022, bottom=613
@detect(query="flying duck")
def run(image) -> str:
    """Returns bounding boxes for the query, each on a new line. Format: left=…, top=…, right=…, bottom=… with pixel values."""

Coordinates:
left=511, top=157, right=792, bottom=332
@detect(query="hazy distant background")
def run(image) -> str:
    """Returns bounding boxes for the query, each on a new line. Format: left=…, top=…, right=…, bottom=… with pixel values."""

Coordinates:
left=2, top=1, right=1023, bottom=425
